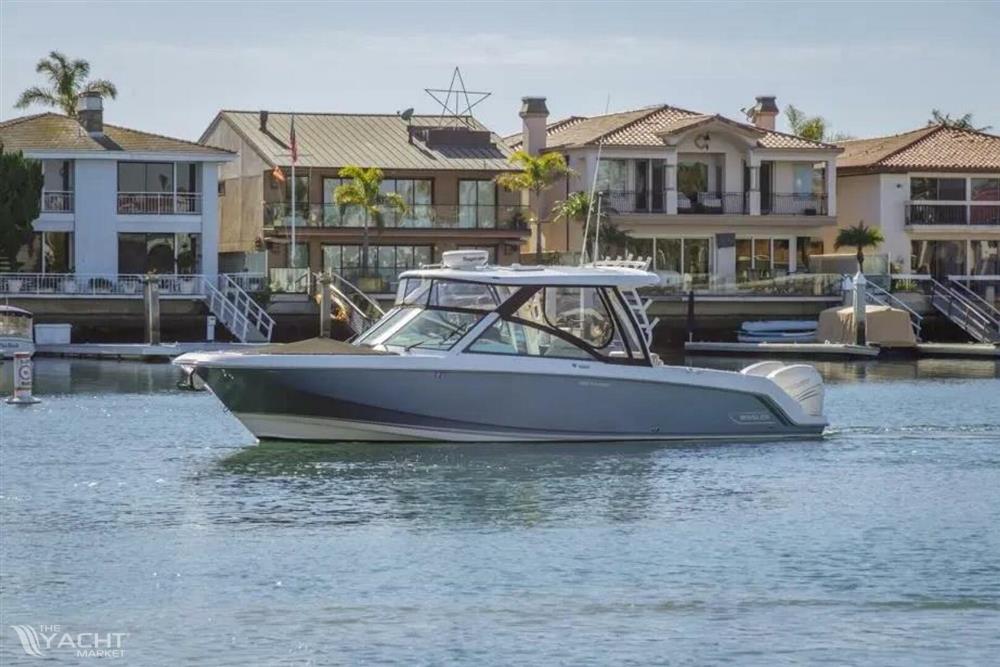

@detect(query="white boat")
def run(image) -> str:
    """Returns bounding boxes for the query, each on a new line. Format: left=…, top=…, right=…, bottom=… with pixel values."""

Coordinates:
left=0, top=306, right=35, bottom=359
left=175, top=252, right=827, bottom=443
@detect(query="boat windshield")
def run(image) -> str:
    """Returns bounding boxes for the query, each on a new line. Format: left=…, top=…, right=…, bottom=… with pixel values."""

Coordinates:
left=0, top=313, right=32, bottom=338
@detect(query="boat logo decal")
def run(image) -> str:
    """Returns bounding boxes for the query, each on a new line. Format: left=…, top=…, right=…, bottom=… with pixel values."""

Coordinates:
left=728, top=411, right=775, bottom=425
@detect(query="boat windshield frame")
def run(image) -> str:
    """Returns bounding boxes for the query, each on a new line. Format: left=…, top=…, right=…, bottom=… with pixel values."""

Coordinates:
left=365, top=277, right=652, bottom=365
left=0, top=311, right=34, bottom=339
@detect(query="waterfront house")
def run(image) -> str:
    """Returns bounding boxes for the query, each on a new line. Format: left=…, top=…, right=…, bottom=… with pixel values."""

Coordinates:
left=510, top=96, right=842, bottom=288
left=836, top=125, right=1000, bottom=279
left=200, top=110, right=528, bottom=293
left=0, top=95, right=274, bottom=342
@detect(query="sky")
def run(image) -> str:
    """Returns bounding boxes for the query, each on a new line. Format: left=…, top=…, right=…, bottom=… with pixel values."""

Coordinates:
left=1, top=0, right=998, bottom=143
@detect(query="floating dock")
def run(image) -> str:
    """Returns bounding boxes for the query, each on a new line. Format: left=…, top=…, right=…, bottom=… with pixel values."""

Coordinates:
left=685, top=341, right=999, bottom=359
left=684, top=341, right=880, bottom=358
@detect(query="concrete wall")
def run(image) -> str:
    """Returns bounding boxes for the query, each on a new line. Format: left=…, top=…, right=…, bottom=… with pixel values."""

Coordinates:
left=72, top=160, right=119, bottom=275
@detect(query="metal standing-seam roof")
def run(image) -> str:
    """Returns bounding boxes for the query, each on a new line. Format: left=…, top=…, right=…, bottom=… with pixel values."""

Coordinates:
left=837, top=124, right=1000, bottom=174
left=208, top=111, right=518, bottom=171
left=0, top=112, right=233, bottom=156
left=506, top=104, right=838, bottom=151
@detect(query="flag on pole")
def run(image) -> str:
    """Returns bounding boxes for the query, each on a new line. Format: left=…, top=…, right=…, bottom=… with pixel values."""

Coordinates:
left=290, top=115, right=298, bottom=164
left=271, top=165, right=285, bottom=182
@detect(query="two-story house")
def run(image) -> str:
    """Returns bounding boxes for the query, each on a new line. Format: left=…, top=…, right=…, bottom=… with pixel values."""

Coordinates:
left=837, top=125, right=1000, bottom=279
left=0, top=93, right=232, bottom=279
left=0, top=94, right=275, bottom=343
left=511, top=96, right=842, bottom=287
left=200, top=110, right=529, bottom=293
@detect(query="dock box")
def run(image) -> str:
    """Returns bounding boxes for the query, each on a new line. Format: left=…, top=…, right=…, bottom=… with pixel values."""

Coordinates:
left=34, top=323, right=72, bottom=344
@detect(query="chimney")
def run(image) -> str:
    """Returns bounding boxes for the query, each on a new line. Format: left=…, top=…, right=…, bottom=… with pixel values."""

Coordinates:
left=76, top=92, right=103, bottom=135
left=750, top=95, right=778, bottom=131
left=259, top=110, right=269, bottom=133
left=519, top=97, right=549, bottom=155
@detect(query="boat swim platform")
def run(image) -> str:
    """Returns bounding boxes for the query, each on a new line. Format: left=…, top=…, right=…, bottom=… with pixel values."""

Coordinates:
left=685, top=341, right=999, bottom=359
left=34, top=342, right=267, bottom=361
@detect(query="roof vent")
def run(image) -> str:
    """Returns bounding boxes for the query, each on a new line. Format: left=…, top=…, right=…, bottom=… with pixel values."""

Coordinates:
left=76, top=92, right=103, bottom=135
left=259, top=110, right=269, bottom=132
left=441, top=249, right=490, bottom=270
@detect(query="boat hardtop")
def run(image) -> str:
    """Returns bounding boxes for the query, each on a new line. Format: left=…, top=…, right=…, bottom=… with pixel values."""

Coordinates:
left=398, top=262, right=661, bottom=289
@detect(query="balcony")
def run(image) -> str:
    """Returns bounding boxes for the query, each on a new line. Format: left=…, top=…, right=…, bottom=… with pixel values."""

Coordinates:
left=762, top=193, right=828, bottom=216
left=906, top=203, right=1000, bottom=226
left=602, top=191, right=827, bottom=216
left=678, top=192, right=748, bottom=215
left=41, top=191, right=74, bottom=213
left=264, top=203, right=529, bottom=231
left=117, top=192, right=202, bottom=215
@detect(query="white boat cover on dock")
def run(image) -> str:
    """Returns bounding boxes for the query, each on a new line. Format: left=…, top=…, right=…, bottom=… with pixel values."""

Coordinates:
left=816, top=305, right=917, bottom=348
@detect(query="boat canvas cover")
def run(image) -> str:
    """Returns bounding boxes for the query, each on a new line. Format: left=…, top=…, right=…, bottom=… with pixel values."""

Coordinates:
left=816, top=305, right=917, bottom=348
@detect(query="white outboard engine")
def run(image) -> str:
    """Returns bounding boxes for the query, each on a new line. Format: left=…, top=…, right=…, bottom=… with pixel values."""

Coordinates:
left=741, top=361, right=825, bottom=417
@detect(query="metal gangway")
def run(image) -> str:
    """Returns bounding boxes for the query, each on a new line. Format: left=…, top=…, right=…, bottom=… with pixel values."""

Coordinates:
left=932, top=276, right=1000, bottom=343
left=321, top=273, right=386, bottom=337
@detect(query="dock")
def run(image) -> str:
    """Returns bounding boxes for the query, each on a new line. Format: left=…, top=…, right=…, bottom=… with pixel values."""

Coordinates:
left=684, top=341, right=880, bottom=358
left=34, top=342, right=265, bottom=361
left=915, top=343, right=1000, bottom=358
left=684, top=341, right=999, bottom=359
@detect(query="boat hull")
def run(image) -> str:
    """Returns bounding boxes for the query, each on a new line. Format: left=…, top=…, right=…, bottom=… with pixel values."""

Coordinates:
left=194, top=363, right=825, bottom=443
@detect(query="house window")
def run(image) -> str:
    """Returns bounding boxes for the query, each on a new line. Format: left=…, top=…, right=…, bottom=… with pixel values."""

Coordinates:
left=793, top=165, right=817, bottom=195
left=797, top=236, right=824, bottom=272
left=971, top=178, right=1000, bottom=201
left=910, top=177, right=965, bottom=201
left=322, top=244, right=433, bottom=289
left=459, top=180, right=497, bottom=228
left=970, top=240, right=1000, bottom=275
left=118, top=162, right=173, bottom=193
left=677, top=162, right=709, bottom=200
left=380, top=179, right=433, bottom=227
left=596, top=160, right=629, bottom=193
left=736, top=237, right=792, bottom=281
left=117, top=233, right=201, bottom=274
left=13, top=232, right=74, bottom=273
left=652, top=237, right=712, bottom=286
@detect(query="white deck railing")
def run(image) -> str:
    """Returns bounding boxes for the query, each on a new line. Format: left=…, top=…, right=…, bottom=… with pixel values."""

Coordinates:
left=42, top=190, right=74, bottom=212
left=117, top=192, right=202, bottom=215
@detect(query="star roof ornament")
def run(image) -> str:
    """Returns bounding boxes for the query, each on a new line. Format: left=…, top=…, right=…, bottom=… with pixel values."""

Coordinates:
left=425, top=67, right=491, bottom=128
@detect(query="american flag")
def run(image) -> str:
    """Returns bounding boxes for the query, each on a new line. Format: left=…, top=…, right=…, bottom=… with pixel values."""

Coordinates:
left=289, top=115, right=298, bottom=164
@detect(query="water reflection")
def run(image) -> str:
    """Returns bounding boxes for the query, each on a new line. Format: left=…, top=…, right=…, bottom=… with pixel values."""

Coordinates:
left=0, top=358, right=180, bottom=395
left=210, top=438, right=820, bottom=529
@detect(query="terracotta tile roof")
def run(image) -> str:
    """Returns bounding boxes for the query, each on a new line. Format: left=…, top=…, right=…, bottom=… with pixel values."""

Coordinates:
left=0, top=112, right=232, bottom=156
left=212, top=111, right=516, bottom=171
left=505, top=104, right=836, bottom=152
left=838, top=125, right=1000, bottom=173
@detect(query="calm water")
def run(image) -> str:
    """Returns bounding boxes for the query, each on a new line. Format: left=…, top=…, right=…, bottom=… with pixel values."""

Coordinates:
left=1, top=356, right=999, bottom=665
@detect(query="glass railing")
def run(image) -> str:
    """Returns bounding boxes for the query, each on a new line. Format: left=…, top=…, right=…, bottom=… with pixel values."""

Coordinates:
left=264, top=203, right=529, bottom=230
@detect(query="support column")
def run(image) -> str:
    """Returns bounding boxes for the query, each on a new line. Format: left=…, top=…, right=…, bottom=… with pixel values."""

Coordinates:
left=143, top=274, right=161, bottom=345
left=665, top=148, right=678, bottom=215
left=747, top=152, right=761, bottom=216
left=318, top=273, right=332, bottom=338
left=825, top=158, right=837, bottom=217
left=715, top=233, right=736, bottom=287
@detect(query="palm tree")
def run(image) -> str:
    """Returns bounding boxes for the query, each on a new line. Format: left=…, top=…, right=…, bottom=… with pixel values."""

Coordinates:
left=496, top=150, right=573, bottom=255
left=333, top=166, right=407, bottom=279
left=785, top=104, right=854, bottom=142
left=15, top=51, right=117, bottom=116
left=834, top=221, right=885, bottom=273
left=553, top=190, right=634, bottom=260
left=928, top=109, right=992, bottom=132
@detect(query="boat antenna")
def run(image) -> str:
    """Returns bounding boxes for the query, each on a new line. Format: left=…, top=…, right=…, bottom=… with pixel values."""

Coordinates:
left=580, top=94, right=611, bottom=266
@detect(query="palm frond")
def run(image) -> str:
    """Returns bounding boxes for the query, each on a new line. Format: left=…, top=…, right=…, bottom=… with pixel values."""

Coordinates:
left=84, top=79, right=117, bottom=99
left=14, top=86, right=59, bottom=110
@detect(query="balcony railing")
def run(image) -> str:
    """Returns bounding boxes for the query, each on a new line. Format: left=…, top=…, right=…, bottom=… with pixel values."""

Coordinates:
left=677, top=192, right=747, bottom=215
left=117, top=192, right=202, bottom=215
left=0, top=273, right=205, bottom=297
left=906, top=203, right=1000, bottom=225
left=264, top=203, right=529, bottom=231
left=41, top=190, right=74, bottom=212
left=763, top=193, right=828, bottom=216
